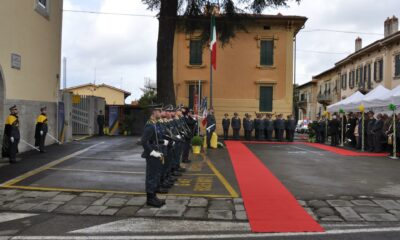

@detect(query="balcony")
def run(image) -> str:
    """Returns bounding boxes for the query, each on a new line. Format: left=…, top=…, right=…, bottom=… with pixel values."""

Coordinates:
left=317, top=92, right=332, bottom=105
left=297, top=98, right=308, bottom=109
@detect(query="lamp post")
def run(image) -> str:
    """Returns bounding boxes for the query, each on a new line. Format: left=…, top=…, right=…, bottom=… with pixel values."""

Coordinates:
left=339, top=108, right=345, bottom=147
left=389, top=104, right=397, bottom=159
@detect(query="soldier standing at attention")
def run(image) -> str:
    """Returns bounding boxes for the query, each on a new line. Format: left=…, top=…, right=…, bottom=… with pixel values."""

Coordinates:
left=231, top=113, right=241, bottom=140
left=222, top=113, right=230, bottom=140
left=253, top=113, right=260, bottom=140
left=97, top=110, right=105, bottom=136
left=275, top=114, right=285, bottom=142
left=256, top=114, right=265, bottom=141
left=264, top=114, right=273, bottom=141
left=243, top=113, right=250, bottom=141
left=35, top=106, right=48, bottom=153
left=2, top=105, right=20, bottom=164
left=206, top=108, right=216, bottom=148
left=285, top=115, right=296, bottom=142
left=141, top=106, right=165, bottom=207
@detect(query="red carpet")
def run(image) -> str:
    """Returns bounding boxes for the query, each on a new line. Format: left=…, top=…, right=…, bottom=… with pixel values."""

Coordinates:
left=225, top=141, right=324, bottom=233
left=303, top=143, right=388, bottom=157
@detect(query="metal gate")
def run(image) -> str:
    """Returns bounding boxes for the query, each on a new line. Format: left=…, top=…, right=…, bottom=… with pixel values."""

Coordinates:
left=72, top=95, right=90, bottom=135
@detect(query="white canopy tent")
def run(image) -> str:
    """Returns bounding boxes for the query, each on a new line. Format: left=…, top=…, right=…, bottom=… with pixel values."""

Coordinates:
left=327, top=91, right=364, bottom=113
left=342, top=85, right=390, bottom=112
left=365, top=85, right=400, bottom=109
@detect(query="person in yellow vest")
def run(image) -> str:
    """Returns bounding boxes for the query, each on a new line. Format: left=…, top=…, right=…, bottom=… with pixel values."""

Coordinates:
left=2, top=105, right=20, bottom=164
left=35, top=106, right=48, bottom=153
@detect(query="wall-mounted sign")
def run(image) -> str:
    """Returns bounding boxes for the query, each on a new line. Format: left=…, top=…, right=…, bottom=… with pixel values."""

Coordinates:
left=11, top=53, right=21, bottom=70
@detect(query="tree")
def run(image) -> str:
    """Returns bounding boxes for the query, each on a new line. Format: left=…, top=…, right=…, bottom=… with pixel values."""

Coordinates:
left=142, top=0, right=301, bottom=105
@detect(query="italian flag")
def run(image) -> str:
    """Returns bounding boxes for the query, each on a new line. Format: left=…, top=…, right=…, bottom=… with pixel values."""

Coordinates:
left=210, top=15, right=217, bottom=70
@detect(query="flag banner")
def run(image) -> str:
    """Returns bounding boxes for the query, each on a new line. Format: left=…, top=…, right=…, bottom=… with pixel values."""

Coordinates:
left=201, top=97, right=208, bottom=127
left=210, top=15, right=217, bottom=70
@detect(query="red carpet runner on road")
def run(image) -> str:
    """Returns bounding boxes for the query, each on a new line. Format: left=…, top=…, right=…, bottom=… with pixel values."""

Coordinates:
left=303, top=143, right=388, bottom=157
left=225, top=141, right=324, bottom=233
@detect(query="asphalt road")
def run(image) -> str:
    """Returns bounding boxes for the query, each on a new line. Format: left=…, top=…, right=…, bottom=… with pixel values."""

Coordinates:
left=246, top=143, right=400, bottom=200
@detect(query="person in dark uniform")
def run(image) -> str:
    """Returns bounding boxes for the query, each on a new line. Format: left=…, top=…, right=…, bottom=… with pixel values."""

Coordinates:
left=285, top=115, right=296, bottom=142
left=141, top=106, right=166, bottom=207
left=2, top=106, right=20, bottom=164
left=34, top=106, right=48, bottom=153
left=329, top=115, right=340, bottom=146
left=206, top=108, right=216, bottom=148
left=181, top=107, right=196, bottom=163
left=222, top=113, right=230, bottom=140
left=253, top=114, right=259, bottom=140
left=264, top=114, right=273, bottom=141
left=274, top=114, right=285, bottom=142
left=318, top=117, right=327, bottom=143
left=97, top=110, right=105, bottom=136
left=366, top=111, right=375, bottom=152
left=243, top=114, right=254, bottom=141
left=231, top=113, right=241, bottom=140
left=256, top=114, right=264, bottom=141
left=372, top=113, right=384, bottom=153
left=346, top=113, right=357, bottom=147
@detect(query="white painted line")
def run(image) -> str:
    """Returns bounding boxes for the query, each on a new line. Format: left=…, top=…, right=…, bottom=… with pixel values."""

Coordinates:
left=291, top=145, right=325, bottom=156
left=8, top=226, right=400, bottom=239
left=0, top=212, right=37, bottom=224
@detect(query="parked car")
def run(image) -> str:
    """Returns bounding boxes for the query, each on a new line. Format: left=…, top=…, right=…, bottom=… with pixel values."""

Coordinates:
left=296, top=120, right=311, bottom=134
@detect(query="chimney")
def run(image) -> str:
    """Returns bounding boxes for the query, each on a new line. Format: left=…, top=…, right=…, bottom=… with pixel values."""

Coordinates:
left=355, top=37, right=362, bottom=52
left=384, top=16, right=399, bottom=37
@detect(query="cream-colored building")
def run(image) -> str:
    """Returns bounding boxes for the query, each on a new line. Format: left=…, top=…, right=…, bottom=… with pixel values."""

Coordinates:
left=0, top=0, right=63, bottom=151
left=296, top=80, right=318, bottom=120
left=300, top=16, right=400, bottom=120
left=173, top=14, right=307, bottom=135
left=65, top=83, right=131, bottom=105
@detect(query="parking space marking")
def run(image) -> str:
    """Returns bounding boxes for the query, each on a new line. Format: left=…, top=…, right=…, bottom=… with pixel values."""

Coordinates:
left=0, top=142, right=105, bottom=188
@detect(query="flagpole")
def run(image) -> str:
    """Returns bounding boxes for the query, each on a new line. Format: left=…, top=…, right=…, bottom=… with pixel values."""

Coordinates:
left=209, top=15, right=213, bottom=110
left=198, top=80, right=201, bottom=135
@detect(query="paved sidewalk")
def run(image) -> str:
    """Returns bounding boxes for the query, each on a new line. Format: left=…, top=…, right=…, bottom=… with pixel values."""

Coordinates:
left=0, top=189, right=247, bottom=221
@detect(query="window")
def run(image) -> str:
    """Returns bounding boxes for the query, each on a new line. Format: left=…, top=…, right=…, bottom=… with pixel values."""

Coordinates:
left=188, top=84, right=202, bottom=110
left=357, top=66, right=364, bottom=88
left=349, top=70, right=355, bottom=89
left=260, top=40, right=274, bottom=66
left=189, top=40, right=203, bottom=65
left=341, top=73, right=347, bottom=90
left=374, top=59, right=384, bottom=82
left=35, top=0, right=50, bottom=18
left=395, top=54, right=400, bottom=77
left=259, top=86, right=273, bottom=112
left=366, top=64, right=372, bottom=89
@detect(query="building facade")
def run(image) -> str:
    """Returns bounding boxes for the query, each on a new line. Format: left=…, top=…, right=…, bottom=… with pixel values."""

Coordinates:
left=0, top=0, right=63, bottom=152
left=298, top=16, right=400, bottom=120
left=65, top=83, right=131, bottom=105
left=173, top=14, right=307, bottom=135
left=296, top=81, right=318, bottom=120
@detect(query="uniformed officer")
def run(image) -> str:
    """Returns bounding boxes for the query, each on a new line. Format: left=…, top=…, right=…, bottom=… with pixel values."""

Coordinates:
left=372, top=113, right=384, bottom=153
left=231, top=113, right=241, bottom=140
left=97, top=110, right=105, bottom=136
left=264, top=114, right=274, bottom=141
left=256, top=114, right=265, bottom=141
left=285, top=115, right=296, bottom=142
left=318, top=117, right=327, bottom=143
left=253, top=114, right=260, bottom=140
left=181, top=107, right=196, bottom=163
left=141, top=105, right=166, bottom=207
left=367, top=111, right=375, bottom=152
left=206, top=108, right=216, bottom=148
left=329, top=115, right=340, bottom=146
left=35, top=106, right=48, bottom=153
left=222, top=113, right=230, bottom=140
left=243, top=114, right=252, bottom=141
left=2, top=105, right=20, bottom=164
left=274, top=114, right=285, bottom=142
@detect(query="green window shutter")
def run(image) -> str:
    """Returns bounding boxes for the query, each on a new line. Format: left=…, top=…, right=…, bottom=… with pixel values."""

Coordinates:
left=379, top=60, right=383, bottom=80
left=190, top=40, right=202, bottom=65
left=259, top=86, right=273, bottom=112
left=395, top=55, right=400, bottom=77
left=260, top=40, right=274, bottom=66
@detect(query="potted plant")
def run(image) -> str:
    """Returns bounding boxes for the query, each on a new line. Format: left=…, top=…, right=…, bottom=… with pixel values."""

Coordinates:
left=191, top=135, right=203, bottom=154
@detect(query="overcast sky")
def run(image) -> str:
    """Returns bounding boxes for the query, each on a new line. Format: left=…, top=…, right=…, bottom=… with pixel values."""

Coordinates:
left=62, top=0, right=400, bottom=102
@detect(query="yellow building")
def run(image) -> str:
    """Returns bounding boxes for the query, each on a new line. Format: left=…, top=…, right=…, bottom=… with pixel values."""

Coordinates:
left=173, top=14, right=307, bottom=135
left=0, top=0, right=63, bottom=151
left=65, top=83, right=131, bottom=105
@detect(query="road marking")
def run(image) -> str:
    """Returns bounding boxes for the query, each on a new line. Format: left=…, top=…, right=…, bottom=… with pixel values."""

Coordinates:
left=48, top=167, right=216, bottom=176
left=291, top=145, right=325, bottom=156
left=4, top=185, right=233, bottom=198
left=73, top=156, right=142, bottom=160
left=0, top=142, right=105, bottom=187
left=203, top=154, right=239, bottom=198
left=0, top=212, right=37, bottom=224
left=2, top=226, right=399, bottom=239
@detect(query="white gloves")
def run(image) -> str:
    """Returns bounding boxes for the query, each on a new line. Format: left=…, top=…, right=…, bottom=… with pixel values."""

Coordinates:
left=10, top=137, right=14, bottom=143
left=40, top=130, right=44, bottom=136
left=163, top=140, right=169, bottom=146
left=176, top=135, right=182, bottom=140
left=150, top=150, right=162, bottom=158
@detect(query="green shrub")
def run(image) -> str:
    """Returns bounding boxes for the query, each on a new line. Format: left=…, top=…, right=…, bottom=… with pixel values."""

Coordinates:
left=191, top=135, right=203, bottom=146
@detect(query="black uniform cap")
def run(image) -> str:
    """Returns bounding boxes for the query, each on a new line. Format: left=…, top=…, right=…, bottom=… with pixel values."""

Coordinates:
left=163, top=104, right=175, bottom=112
left=146, top=104, right=163, bottom=112
left=40, top=106, right=47, bottom=111
left=9, top=105, right=17, bottom=111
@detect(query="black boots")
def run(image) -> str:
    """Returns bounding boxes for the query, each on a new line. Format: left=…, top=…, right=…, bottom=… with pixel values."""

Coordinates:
left=146, top=193, right=165, bottom=208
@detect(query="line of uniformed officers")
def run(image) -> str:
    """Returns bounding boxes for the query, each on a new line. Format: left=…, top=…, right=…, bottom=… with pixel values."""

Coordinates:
left=2, top=105, right=49, bottom=164
left=141, top=104, right=197, bottom=207
left=221, top=113, right=296, bottom=142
